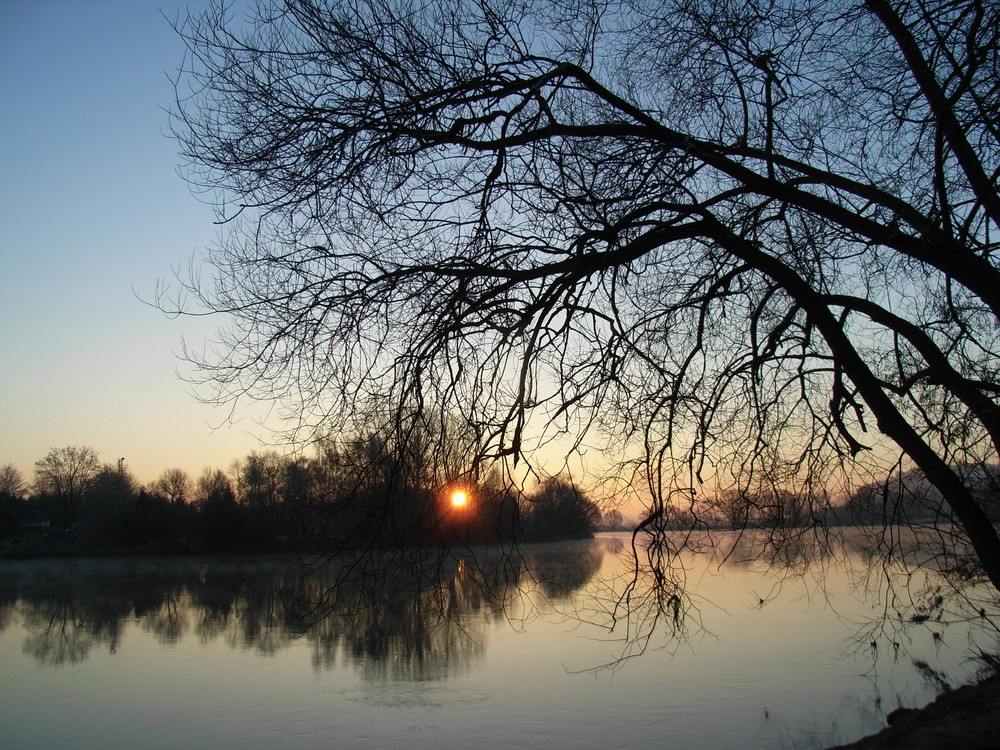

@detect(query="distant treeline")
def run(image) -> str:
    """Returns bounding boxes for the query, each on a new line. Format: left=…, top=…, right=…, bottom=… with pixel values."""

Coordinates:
left=0, top=440, right=608, bottom=556
left=659, top=464, right=1000, bottom=531
left=5, top=443, right=991, bottom=556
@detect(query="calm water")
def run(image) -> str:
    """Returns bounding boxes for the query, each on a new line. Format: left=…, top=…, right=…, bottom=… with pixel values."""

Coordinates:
left=1, top=531, right=996, bottom=749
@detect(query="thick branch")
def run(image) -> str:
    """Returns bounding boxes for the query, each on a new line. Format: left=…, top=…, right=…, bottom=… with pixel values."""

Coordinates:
left=708, top=220, right=1000, bottom=590
left=866, top=0, right=1000, bottom=227
left=826, top=293, right=1000, bottom=459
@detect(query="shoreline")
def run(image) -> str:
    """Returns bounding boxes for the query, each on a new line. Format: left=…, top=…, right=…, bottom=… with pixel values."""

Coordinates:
left=828, top=674, right=1000, bottom=749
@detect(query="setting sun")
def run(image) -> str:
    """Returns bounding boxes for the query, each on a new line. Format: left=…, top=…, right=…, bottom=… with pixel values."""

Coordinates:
left=451, top=490, right=468, bottom=508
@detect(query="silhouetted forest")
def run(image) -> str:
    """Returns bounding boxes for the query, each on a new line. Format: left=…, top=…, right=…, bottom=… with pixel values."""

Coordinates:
left=4, top=444, right=996, bottom=559
left=0, top=443, right=606, bottom=556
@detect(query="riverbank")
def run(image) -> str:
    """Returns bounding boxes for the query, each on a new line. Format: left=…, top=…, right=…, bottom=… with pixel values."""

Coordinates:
left=829, top=674, right=1000, bottom=749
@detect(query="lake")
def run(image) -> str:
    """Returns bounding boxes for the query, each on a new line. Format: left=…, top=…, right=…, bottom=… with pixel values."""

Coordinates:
left=1, top=530, right=996, bottom=749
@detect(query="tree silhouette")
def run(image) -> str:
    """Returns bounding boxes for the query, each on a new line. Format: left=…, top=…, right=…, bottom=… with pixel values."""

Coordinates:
left=169, top=1, right=1000, bottom=589
left=33, top=446, right=100, bottom=525
left=522, top=477, right=601, bottom=541
left=194, top=468, right=245, bottom=551
left=0, top=464, right=28, bottom=538
left=150, top=468, right=193, bottom=506
left=0, top=464, right=27, bottom=500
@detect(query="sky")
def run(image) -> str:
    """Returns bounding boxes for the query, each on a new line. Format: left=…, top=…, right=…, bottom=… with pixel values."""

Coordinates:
left=0, top=0, right=269, bottom=483
left=0, top=0, right=607, bottom=497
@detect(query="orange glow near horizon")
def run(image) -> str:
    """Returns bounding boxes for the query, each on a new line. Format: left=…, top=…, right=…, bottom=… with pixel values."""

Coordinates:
left=451, top=490, right=468, bottom=508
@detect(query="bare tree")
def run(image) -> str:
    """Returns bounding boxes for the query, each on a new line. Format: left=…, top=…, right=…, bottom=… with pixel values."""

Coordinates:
left=601, top=508, right=625, bottom=531
left=194, top=467, right=235, bottom=507
left=231, top=451, right=287, bottom=508
left=34, top=446, right=100, bottom=523
left=168, top=1, right=1000, bottom=589
left=0, top=464, right=27, bottom=500
left=149, top=468, right=193, bottom=505
left=0, top=464, right=28, bottom=539
left=82, top=461, right=139, bottom=541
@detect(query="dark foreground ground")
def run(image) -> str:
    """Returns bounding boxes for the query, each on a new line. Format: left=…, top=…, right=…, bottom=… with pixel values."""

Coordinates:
left=829, top=674, right=1000, bottom=749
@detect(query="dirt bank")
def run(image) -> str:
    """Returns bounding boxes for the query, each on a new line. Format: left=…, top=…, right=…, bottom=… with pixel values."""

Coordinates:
left=828, top=674, right=1000, bottom=749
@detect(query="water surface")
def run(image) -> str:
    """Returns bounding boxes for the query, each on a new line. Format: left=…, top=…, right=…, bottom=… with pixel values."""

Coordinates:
left=0, top=531, right=994, bottom=749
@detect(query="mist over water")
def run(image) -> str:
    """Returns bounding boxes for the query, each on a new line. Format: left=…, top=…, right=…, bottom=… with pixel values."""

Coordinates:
left=0, top=532, right=995, bottom=749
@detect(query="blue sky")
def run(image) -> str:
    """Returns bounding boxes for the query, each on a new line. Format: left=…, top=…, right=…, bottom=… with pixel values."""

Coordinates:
left=1, top=0, right=267, bottom=482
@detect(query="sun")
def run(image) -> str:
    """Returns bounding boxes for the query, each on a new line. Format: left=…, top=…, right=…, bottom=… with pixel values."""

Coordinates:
left=451, top=490, right=468, bottom=508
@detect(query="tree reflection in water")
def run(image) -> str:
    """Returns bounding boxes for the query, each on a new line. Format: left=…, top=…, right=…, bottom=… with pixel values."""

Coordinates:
left=3, top=532, right=995, bottom=680
left=0, top=541, right=606, bottom=679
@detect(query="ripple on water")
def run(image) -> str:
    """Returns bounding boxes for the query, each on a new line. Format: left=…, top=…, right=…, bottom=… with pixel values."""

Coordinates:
left=342, top=683, right=493, bottom=709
